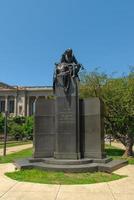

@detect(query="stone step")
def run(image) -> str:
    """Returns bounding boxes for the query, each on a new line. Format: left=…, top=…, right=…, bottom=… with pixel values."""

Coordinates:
left=14, top=158, right=128, bottom=173
left=43, top=158, right=93, bottom=165
left=29, top=157, right=112, bottom=165
left=29, top=158, right=93, bottom=165
left=34, top=162, right=98, bottom=173
left=98, top=159, right=128, bottom=173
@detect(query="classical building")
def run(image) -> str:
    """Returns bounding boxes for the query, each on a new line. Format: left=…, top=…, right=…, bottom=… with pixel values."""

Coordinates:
left=0, top=82, right=53, bottom=116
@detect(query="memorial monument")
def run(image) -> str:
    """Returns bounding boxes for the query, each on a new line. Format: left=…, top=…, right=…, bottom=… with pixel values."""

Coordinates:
left=15, top=49, right=127, bottom=172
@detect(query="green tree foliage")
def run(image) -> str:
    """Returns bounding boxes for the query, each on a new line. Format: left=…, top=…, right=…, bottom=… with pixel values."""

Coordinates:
left=80, top=68, right=134, bottom=157
left=9, top=116, right=34, bottom=140
left=22, top=116, right=34, bottom=140
left=0, top=115, right=33, bottom=140
left=0, top=113, right=4, bottom=134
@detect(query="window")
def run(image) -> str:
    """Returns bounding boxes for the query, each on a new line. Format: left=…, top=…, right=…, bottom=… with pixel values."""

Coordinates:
left=9, top=100, right=14, bottom=113
left=0, top=101, right=5, bottom=112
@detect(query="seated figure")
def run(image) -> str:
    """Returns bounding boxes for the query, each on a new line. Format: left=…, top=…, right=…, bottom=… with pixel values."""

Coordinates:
left=53, top=49, right=83, bottom=93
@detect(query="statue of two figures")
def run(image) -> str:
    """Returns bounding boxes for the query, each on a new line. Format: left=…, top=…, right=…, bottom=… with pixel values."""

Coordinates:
left=53, top=49, right=83, bottom=95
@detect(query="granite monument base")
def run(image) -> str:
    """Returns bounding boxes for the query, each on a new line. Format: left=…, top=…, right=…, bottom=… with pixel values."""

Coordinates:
left=33, top=97, right=106, bottom=160
left=15, top=96, right=128, bottom=173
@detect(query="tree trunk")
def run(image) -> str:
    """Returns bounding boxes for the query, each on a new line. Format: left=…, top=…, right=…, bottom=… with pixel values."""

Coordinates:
left=123, top=134, right=134, bottom=157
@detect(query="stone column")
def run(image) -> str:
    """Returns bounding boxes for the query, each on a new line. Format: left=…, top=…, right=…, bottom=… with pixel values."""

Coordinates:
left=33, top=96, right=39, bottom=114
left=5, top=96, right=8, bottom=112
left=27, top=96, right=30, bottom=116
left=14, top=96, right=17, bottom=116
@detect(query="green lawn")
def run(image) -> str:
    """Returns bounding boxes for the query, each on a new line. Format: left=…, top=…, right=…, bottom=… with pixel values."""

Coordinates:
left=105, top=144, right=134, bottom=164
left=0, top=148, right=32, bottom=163
left=0, top=141, right=32, bottom=149
left=5, top=169, right=125, bottom=185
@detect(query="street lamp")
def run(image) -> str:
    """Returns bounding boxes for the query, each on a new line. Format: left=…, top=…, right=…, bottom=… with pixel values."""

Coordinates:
left=3, top=110, right=8, bottom=156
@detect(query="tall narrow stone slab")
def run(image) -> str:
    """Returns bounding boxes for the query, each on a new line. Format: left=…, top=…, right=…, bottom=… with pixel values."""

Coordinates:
left=34, top=97, right=55, bottom=158
left=54, top=77, right=80, bottom=159
left=80, top=98, right=105, bottom=159
left=54, top=96, right=80, bottom=159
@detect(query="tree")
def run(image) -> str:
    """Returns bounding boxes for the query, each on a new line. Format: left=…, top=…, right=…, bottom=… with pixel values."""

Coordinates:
left=8, top=116, right=33, bottom=141
left=0, top=114, right=33, bottom=141
left=22, top=116, right=34, bottom=140
left=80, top=68, right=134, bottom=157
left=0, top=113, right=4, bottom=134
left=103, top=76, right=134, bottom=157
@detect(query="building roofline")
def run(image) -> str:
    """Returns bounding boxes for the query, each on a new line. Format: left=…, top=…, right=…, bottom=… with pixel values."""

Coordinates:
left=0, top=82, right=15, bottom=89
left=0, top=82, right=53, bottom=92
left=13, top=85, right=52, bottom=88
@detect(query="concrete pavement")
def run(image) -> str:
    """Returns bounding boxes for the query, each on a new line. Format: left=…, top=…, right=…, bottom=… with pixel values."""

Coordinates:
left=112, top=142, right=134, bottom=151
left=0, top=144, right=33, bottom=156
left=110, top=142, right=126, bottom=150
left=0, top=163, right=134, bottom=200
left=107, top=141, right=134, bottom=151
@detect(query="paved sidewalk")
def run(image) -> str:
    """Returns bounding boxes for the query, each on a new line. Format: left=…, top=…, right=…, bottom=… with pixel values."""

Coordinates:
left=0, top=163, right=134, bottom=200
left=0, top=144, right=33, bottom=156
left=107, top=141, right=134, bottom=151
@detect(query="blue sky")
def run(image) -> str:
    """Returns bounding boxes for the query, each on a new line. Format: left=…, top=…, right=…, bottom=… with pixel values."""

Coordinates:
left=0, top=0, right=134, bottom=86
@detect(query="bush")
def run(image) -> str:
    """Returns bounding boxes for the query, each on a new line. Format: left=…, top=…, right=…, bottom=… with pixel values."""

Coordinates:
left=9, top=123, right=24, bottom=141
left=0, top=115, right=34, bottom=141
left=9, top=116, right=34, bottom=141
left=0, top=113, right=4, bottom=134
left=22, top=116, right=34, bottom=140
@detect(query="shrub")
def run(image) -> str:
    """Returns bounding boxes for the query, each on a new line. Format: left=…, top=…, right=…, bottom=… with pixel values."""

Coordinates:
left=4, top=115, right=34, bottom=141
left=0, top=113, right=4, bottom=134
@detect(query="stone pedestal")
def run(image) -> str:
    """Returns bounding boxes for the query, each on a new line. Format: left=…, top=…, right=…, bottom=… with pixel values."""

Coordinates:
left=16, top=96, right=128, bottom=173
left=54, top=77, right=80, bottom=159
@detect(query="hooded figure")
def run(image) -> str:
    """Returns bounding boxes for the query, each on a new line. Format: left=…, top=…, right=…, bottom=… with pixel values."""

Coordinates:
left=53, top=49, right=82, bottom=93
left=61, top=48, right=78, bottom=64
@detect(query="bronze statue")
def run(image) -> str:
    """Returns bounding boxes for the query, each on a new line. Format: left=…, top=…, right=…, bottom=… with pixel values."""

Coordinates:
left=60, top=48, right=78, bottom=64
left=53, top=49, right=83, bottom=93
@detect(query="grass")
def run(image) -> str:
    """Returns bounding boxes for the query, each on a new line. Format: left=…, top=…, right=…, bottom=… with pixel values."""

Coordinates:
left=0, top=148, right=32, bottom=163
left=105, top=144, right=134, bottom=164
left=0, top=140, right=32, bottom=149
left=105, top=144, right=125, bottom=157
left=5, top=169, right=126, bottom=185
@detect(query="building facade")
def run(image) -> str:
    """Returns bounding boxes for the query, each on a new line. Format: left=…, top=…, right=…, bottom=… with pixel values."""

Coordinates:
left=0, top=82, right=53, bottom=116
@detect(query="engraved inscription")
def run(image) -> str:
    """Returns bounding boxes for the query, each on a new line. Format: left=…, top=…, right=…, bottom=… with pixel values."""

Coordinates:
left=58, top=108, right=75, bottom=123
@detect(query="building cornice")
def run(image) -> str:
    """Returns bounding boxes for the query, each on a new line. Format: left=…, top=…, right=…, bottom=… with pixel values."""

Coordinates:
left=0, top=82, right=53, bottom=92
